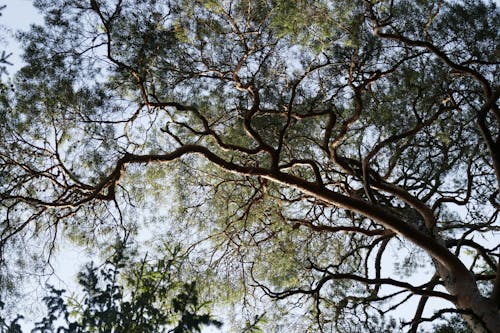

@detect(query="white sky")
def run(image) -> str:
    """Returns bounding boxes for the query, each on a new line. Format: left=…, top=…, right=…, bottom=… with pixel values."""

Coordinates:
left=1, top=0, right=41, bottom=72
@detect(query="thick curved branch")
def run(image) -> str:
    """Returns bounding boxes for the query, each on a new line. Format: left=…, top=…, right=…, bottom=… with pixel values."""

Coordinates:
left=279, top=159, right=323, bottom=185
left=102, top=145, right=471, bottom=280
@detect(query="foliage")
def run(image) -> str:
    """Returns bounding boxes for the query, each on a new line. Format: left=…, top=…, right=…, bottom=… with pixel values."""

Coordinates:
left=431, top=315, right=473, bottom=333
left=0, top=243, right=221, bottom=333
left=0, top=0, right=499, bottom=332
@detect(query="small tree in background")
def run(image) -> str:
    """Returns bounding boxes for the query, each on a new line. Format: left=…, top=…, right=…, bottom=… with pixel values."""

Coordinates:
left=0, top=243, right=221, bottom=333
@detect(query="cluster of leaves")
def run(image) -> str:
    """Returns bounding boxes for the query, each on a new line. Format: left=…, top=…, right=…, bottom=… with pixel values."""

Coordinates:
left=430, top=315, right=473, bottom=333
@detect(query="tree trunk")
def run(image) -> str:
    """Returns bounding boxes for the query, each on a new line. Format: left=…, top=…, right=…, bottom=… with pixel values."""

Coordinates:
left=444, top=269, right=500, bottom=333
left=459, top=296, right=499, bottom=333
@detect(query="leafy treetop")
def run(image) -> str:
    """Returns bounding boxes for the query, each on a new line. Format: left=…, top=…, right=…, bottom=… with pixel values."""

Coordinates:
left=0, top=0, right=499, bottom=332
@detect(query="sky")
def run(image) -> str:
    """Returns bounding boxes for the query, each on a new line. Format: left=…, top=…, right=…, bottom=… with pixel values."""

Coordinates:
left=1, top=0, right=499, bottom=332
left=1, top=0, right=41, bottom=72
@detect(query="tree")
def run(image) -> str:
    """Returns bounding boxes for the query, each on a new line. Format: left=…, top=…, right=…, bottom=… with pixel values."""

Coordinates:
left=0, top=242, right=222, bottom=333
left=0, top=0, right=499, bottom=332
